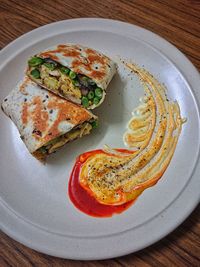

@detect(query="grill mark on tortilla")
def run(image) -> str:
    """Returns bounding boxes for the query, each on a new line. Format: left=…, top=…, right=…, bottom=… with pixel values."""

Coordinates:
left=88, top=54, right=106, bottom=65
left=31, top=96, right=49, bottom=139
left=71, top=59, right=91, bottom=71
left=58, top=44, right=80, bottom=50
left=19, top=76, right=30, bottom=94
left=63, top=51, right=81, bottom=57
left=21, top=102, right=29, bottom=125
left=39, top=52, right=59, bottom=61
left=43, top=100, right=91, bottom=142
left=71, top=58, right=106, bottom=79
left=40, top=45, right=107, bottom=79
left=90, top=70, right=106, bottom=79
left=87, top=53, right=107, bottom=78
left=40, top=46, right=81, bottom=58
left=21, top=86, right=92, bottom=143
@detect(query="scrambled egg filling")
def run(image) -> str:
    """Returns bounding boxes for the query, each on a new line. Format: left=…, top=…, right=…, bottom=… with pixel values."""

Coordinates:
left=36, top=122, right=92, bottom=159
left=27, top=56, right=105, bottom=108
left=29, top=65, right=81, bottom=100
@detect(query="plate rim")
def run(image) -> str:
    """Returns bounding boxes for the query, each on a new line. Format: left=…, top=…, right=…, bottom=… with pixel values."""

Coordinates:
left=0, top=18, right=200, bottom=260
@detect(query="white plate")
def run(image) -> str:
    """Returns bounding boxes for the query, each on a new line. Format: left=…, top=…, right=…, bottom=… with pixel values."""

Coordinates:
left=0, top=18, right=199, bottom=260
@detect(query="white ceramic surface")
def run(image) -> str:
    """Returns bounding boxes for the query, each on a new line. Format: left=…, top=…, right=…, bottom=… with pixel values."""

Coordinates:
left=0, top=18, right=199, bottom=260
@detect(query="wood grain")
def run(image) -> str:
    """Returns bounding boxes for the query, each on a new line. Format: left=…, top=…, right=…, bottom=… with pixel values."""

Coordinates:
left=0, top=0, right=199, bottom=266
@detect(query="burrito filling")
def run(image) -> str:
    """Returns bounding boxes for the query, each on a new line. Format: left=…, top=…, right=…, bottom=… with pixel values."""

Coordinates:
left=27, top=57, right=104, bottom=108
left=34, top=120, right=98, bottom=160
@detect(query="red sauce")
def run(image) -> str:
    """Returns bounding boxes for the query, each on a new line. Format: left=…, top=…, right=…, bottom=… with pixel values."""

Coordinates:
left=68, top=149, right=136, bottom=217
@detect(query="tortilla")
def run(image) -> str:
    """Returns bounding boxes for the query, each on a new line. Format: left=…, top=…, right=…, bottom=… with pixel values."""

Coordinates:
left=26, top=44, right=117, bottom=109
left=1, top=77, right=98, bottom=161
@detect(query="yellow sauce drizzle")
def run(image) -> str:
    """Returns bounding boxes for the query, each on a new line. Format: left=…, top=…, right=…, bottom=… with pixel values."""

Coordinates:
left=79, top=63, right=186, bottom=206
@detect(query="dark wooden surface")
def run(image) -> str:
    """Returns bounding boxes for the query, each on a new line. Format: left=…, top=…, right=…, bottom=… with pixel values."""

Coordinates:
left=0, top=0, right=200, bottom=266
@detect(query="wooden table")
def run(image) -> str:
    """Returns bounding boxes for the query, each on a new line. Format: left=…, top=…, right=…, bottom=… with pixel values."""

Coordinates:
left=0, top=0, right=199, bottom=266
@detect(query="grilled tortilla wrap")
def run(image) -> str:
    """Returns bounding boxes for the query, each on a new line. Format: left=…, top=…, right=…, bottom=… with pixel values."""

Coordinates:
left=1, top=77, right=98, bottom=161
left=26, top=44, right=117, bottom=109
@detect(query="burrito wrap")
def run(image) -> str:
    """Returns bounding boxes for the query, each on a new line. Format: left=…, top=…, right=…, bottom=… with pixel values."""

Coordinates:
left=27, top=44, right=117, bottom=109
left=1, top=77, right=98, bottom=160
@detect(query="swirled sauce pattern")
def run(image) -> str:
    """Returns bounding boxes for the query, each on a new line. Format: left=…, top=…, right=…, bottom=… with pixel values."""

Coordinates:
left=69, top=63, right=186, bottom=216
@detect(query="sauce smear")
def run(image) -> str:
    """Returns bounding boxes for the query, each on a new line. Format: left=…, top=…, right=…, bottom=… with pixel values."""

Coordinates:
left=68, top=149, right=135, bottom=217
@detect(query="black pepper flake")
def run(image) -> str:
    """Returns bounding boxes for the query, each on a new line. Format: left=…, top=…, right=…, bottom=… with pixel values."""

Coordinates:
left=95, top=66, right=98, bottom=70
left=24, top=98, right=27, bottom=102
left=66, top=118, right=71, bottom=121
left=4, top=98, right=8, bottom=102
left=46, top=95, right=49, bottom=98
left=49, top=109, right=53, bottom=114
left=32, top=129, right=42, bottom=136
left=20, top=135, right=25, bottom=140
left=43, top=99, right=46, bottom=103
left=108, top=64, right=111, bottom=68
